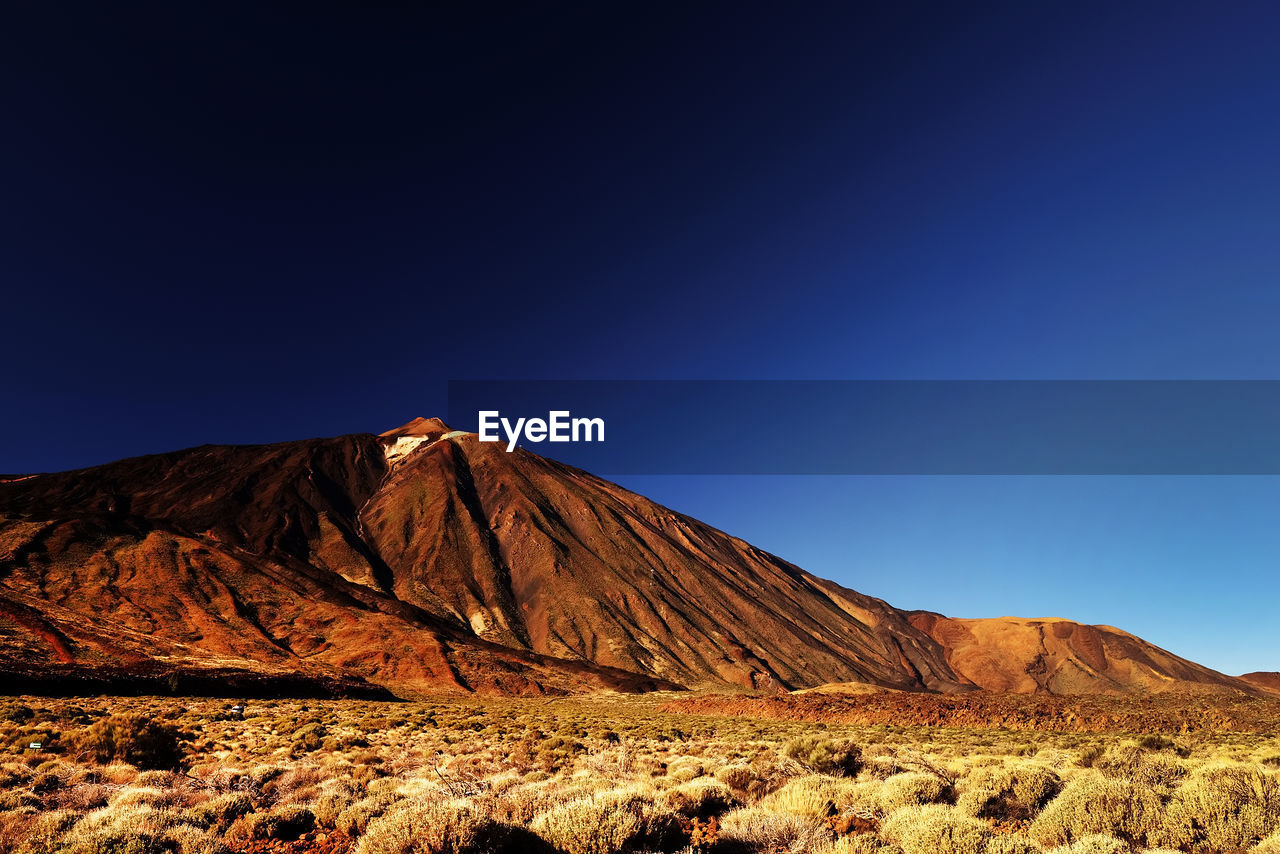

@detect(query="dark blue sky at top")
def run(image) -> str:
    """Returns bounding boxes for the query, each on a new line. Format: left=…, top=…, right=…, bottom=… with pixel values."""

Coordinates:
left=5, top=3, right=1280, bottom=672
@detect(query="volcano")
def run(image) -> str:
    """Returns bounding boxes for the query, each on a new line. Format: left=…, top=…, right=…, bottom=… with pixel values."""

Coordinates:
left=0, top=419, right=1260, bottom=697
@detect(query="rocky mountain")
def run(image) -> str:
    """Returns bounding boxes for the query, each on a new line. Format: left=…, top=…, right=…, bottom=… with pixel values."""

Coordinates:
left=906, top=614, right=1250, bottom=696
left=1239, top=672, right=1280, bottom=696
left=0, top=419, right=1262, bottom=697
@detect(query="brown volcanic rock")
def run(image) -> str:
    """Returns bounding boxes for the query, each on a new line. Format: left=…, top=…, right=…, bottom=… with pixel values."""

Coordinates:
left=1240, top=672, right=1280, bottom=695
left=360, top=432, right=971, bottom=692
left=0, top=434, right=674, bottom=695
left=0, top=418, right=1259, bottom=697
left=908, top=613, right=1253, bottom=695
left=379, top=416, right=452, bottom=439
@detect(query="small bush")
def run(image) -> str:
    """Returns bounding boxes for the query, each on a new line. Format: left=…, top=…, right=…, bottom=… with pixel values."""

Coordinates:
left=662, top=779, right=738, bottom=818
left=226, top=805, right=314, bottom=845
left=15, top=809, right=77, bottom=854
left=784, top=736, right=862, bottom=777
left=958, top=763, right=1061, bottom=821
left=880, top=804, right=995, bottom=854
left=1029, top=773, right=1163, bottom=848
left=758, top=775, right=873, bottom=819
left=185, top=792, right=254, bottom=833
left=161, top=823, right=231, bottom=854
left=3, top=703, right=35, bottom=723
left=67, top=715, right=188, bottom=771
left=714, top=765, right=755, bottom=793
left=1093, top=743, right=1183, bottom=789
left=354, top=801, right=515, bottom=854
left=531, top=789, right=682, bottom=854
left=879, top=771, right=954, bottom=812
left=717, top=806, right=832, bottom=853
left=1045, top=834, right=1129, bottom=854
left=1153, top=764, right=1280, bottom=850
left=57, top=804, right=184, bottom=854
left=291, top=723, right=326, bottom=754
left=337, top=791, right=407, bottom=838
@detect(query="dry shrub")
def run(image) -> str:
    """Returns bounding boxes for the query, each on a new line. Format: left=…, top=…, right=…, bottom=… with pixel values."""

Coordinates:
left=958, top=763, right=1061, bottom=821
left=225, top=805, right=314, bottom=846
left=878, top=771, right=954, bottom=812
left=1153, top=763, right=1280, bottom=850
left=667, top=758, right=704, bottom=784
left=823, top=836, right=896, bottom=854
left=311, top=780, right=363, bottom=827
left=160, top=823, right=231, bottom=854
left=784, top=736, right=863, bottom=777
left=757, top=775, right=874, bottom=819
left=184, top=792, right=254, bottom=833
left=100, top=764, right=142, bottom=786
left=984, top=839, right=1042, bottom=854
left=714, top=759, right=793, bottom=800
left=715, top=764, right=756, bottom=793
left=13, top=809, right=77, bottom=854
left=134, top=770, right=177, bottom=787
left=1093, top=743, right=1184, bottom=790
left=717, top=806, right=832, bottom=853
left=108, top=786, right=185, bottom=810
left=661, top=778, right=739, bottom=818
left=65, top=715, right=188, bottom=771
left=0, top=761, right=35, bottom=788
left=1044, top=834, right=1128, bottom=854
left=54, top=784, right=111, bottom=813
left=56, top=804, right=186, bottom=854
left=354, top=800, right=517, bottom=854
left=880, top=804, right=995, bottom=854
left=1029, top=773, right=1163, bottom=848
left=530, top=789, right=683, bottom=854
left=336, top=790, right=408, bottom=837
left=1255, top=831, right=1280, bottom=853
left=480, top=777, right=603, bottom=826
left=264, top=765, right=324, bottom=804
left=1, top=787, right=43, bottom=812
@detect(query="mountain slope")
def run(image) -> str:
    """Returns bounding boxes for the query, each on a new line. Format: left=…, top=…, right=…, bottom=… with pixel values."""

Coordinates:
left=358, top=429, right=970, bottom=692
left=0, top=419, right=1263, bottom=697
left=1240, top=672, right=1280, bottom=696
left=907, top=613, right=1249, bottom=695
left=0, top=433, right=675, bottom=695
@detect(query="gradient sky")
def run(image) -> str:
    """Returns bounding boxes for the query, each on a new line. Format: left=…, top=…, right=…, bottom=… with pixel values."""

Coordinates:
left=5, top=3, right=1280, bottom=673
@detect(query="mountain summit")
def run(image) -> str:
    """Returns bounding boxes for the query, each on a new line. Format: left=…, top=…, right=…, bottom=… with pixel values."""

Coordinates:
left=0, top=421, right=1260, bottom=697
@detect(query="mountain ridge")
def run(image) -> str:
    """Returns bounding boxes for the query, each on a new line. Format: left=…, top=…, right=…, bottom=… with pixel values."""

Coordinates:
left=0, top=420, right=1263, bottom=698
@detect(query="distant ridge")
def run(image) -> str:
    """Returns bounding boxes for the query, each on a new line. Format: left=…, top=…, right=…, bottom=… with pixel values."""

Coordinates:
left=1240, top=672, right=1280, bottom=695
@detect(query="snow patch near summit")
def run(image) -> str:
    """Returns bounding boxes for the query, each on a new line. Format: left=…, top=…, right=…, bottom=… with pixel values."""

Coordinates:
left=383, top=435, right=434, bottom=466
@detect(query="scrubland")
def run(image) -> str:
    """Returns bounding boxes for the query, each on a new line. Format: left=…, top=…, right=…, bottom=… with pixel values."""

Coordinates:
left=3, top=693, right=1280, bottom=854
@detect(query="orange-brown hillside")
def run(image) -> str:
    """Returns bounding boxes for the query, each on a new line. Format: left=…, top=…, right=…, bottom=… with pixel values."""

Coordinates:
left=1240, top=672, right=1280, bottom=695
left=906, top=613, right=1249, bottom=695
left=0, top=418, right=1266, bottom=698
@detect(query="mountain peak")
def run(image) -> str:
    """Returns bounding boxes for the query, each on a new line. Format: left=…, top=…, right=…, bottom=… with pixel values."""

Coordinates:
left=380, top=417, right=452, bottom=439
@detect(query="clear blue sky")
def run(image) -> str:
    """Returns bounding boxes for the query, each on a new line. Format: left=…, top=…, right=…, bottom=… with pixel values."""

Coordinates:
left=5, top=3, right=1280, bottom=673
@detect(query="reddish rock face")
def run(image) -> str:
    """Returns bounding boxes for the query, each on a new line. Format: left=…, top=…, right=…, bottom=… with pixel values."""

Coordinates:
left=905, top=613, right=1256, bottom=695
left=0, top=419, right=1261, bottom=697
left=1239, top=672, right=1280, bottom=695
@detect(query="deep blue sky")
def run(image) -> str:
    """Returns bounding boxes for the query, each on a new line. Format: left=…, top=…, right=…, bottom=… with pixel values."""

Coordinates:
left=5, top=3, right=1280, bottom=673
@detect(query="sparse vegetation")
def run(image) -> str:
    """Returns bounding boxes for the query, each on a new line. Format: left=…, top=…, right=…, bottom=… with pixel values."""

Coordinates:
left=2, top=693, right=1280, bottom=854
